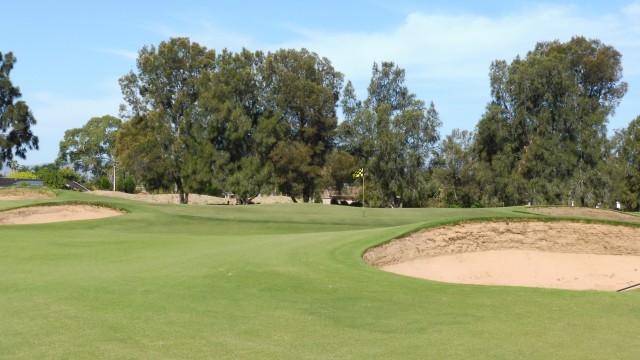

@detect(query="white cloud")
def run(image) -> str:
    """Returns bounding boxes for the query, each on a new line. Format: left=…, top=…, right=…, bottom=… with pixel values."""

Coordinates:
left=99, top=48, right=139, bottom=60
left=188, top=21, right=256, bottom=52
left=269, top=3, right=640, bottom=134
left=278, top=3, right=639, bottom=83
left=623, top=1, right=640, bottom=15
left=143, top=20, right=255, bottom=52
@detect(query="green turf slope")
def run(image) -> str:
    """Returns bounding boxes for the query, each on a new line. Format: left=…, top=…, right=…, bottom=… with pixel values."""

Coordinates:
left=1, top=190, right=638, bottom=359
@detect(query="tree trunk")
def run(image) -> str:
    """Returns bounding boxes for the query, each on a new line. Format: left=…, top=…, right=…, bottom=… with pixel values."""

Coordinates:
left=302, top=187, right=311, bottom=203
left=175, top=177, right=188, bottom=204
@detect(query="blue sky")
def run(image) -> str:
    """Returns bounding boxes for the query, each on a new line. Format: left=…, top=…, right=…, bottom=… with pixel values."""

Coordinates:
left=4, top=0, right=640, bottom=168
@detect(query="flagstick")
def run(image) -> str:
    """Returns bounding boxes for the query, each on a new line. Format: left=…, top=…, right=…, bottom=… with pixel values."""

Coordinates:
left=362, top=170, right=365, bottom=217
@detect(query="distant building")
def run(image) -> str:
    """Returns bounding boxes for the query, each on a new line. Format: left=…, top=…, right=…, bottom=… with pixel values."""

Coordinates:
left=320, top=186, right=360, bottom=205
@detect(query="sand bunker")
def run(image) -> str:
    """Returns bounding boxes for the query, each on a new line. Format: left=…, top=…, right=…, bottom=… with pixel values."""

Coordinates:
left=364, top=221, right=640, bottom=291
left=0, top=205, right=124, bottom=225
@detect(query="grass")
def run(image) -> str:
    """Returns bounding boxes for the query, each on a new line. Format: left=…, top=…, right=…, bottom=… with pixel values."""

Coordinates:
left=0, top=186, right=55, bottom=203
left=1, top=190, right=639, bottom=359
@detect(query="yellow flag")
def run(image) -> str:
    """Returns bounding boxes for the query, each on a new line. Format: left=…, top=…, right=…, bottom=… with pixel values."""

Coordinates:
left=352, top=168, right=364, bottom=178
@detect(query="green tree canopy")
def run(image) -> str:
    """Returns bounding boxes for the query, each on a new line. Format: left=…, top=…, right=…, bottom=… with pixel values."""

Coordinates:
left=322, top=150, right=357, bottom=194
left=474, top=36, right=627, bottom=206
left=118, top=40, right=343, bottom=204
left=430, top=129, right=478, bottom=207
left=32, top=164, right=81, bottom=189
left=0, top=51, right=38, bottom=169
left=118, top=37, right=216, bottom=203
left=338, top=62, right=441, bottom=207
left=264, top=49, right=344, bottom=202
left=195, top=49, right=279, bottom=204
left=611, top=116, right=640, bottom=211
left=116, top=114, right=174, bottom=192
left=57, top=115, right=122, bottom=178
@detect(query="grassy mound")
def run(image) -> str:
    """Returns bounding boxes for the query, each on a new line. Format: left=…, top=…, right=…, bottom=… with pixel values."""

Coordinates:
left=0, top=186, right=55, bottom=201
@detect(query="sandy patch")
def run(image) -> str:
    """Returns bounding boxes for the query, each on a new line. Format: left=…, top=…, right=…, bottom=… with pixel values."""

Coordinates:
left=364, top=221, right=640, bottom=291
left=0, top=188, right=54, bottom=201
left=91, top=190, right=294, bottom=205
left=528, top=207, right=640, bottom=222
left=0, top=205, right=124, bottom=225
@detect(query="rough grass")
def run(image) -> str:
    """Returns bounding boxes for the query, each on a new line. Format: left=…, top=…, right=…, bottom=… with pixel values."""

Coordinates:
left=1, top=190, right=639, bottom=359
left=0, top=186, right=55, bottom=200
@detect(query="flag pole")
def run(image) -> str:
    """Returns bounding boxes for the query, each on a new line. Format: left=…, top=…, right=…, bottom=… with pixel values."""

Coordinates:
left=353, top=168, right=365, bottom=216
left=362, top=169, right=365, bottom=217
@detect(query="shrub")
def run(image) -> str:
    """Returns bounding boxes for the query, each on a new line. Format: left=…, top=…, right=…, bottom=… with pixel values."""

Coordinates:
left=7, top=171, right=37, bottom=179
left=93, top=176, right=113, bottom=190
left=118, top=175, right=136, bottom=194
left=58, top=167, right=81, bottom=183
left=36, top=168, right=66, bottom=188
left=34, top=167, right=83, bottom=189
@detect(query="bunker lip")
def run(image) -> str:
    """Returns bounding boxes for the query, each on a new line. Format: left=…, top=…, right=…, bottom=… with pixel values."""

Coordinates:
left=0, top=204, right=125, bottom=225
left=527, top=206, right=640, bottom=223
left=364, top=220, right=640, bottom=292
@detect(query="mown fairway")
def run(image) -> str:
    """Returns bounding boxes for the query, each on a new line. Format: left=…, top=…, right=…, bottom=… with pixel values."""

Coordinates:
left=1, top=191, right=639, bottom=359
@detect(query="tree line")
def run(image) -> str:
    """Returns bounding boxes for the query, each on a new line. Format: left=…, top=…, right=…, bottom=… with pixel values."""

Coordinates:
left=3, top=36, right=639, bottom=209
left=435, top=37, right=631, bottom=209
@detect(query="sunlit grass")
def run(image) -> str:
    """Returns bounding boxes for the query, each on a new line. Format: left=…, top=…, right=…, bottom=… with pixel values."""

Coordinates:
left=1, top=190, right=638, bottom=359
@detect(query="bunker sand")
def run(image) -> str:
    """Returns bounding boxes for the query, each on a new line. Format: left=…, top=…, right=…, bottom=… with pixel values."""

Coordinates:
left=0, top=205, right=124, bottom=225
left=365, top=218, right=640, bottom=291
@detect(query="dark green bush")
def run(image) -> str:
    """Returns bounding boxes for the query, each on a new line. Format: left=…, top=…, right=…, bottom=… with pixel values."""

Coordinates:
left=94, top=176, right=113, bottom=190
left=36, top=168, right=65, bottom=189
left=118, top=175, right=136, bottom=194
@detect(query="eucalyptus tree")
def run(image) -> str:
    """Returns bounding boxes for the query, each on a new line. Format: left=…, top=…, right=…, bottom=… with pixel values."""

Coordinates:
left=338, top=62, right=441, bottom=207
left=611, top=116, right=640, bottom=211
left=430, top=129, right=478, bottom=207
left=116, top=114, right=174, bottom=192
left=322, top=150, right=358, bottom=194
left=474, top=36, right=627, bottom=206
left=0, top=51, right=38, bottom=169
left=118, top=38, right=216, bottom=203
left=264, top=49, right=344, bottom=202
left=57, top=115, right=122, bottom=178
left=196, top=49, right=280, bottom=204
